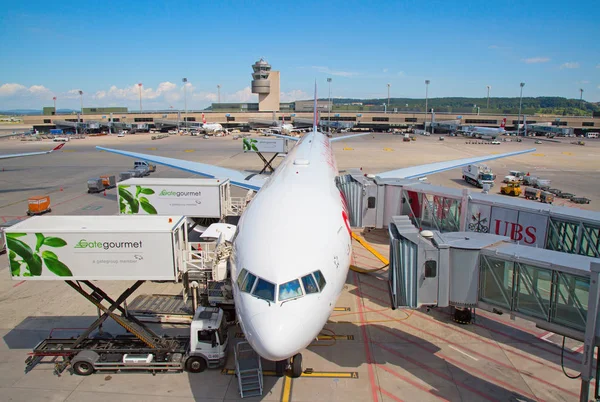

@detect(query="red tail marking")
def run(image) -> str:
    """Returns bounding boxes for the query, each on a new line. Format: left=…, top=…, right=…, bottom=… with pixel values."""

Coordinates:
left=52, top=143, right=65, bottom=151
left=202, top=113, right=207, bottom=124
left=501, top=118, right=506, bottom=129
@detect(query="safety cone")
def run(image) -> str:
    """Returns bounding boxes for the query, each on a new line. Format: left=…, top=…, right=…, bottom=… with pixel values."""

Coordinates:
left=60, top=187, right=63, bottom=191
left=104, top=190, right=107, bottom=196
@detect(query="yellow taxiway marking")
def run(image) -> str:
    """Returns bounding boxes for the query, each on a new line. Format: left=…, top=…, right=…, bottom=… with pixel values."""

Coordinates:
left=383, top=147, right=394, bottom=152
left=343, top=147, right=354, bottom=151
left=333, top=307, right=351, bottom=312
left=221, top=368, right=358, bottom=379
left=235, top=333, right=354, bottom=341
left=281, top=374, right=293, bottom=402
left=146, top=147, right=157, bottom=150
left=184, top=149, right=195, bottom=153
left=562, top=152, right=573, bottom=156
left=351, top=232, right=389, bottom=265
left=532, top=153, right=545, bottom=157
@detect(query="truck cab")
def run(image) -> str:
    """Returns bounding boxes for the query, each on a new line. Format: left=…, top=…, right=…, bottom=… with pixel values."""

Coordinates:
left=134, top=160, right=157, bottom=173
left=188, top=307, right=228, bottom=371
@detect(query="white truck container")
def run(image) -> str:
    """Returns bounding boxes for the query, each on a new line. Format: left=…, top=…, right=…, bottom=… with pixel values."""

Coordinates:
left=117, top=178, right=230, bottom=218
left=462, top=164, right=495, bottom=188
left=5, top=215, right=186, bottom=281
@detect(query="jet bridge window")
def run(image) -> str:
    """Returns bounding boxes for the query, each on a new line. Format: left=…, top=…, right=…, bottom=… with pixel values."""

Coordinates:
left=279, top=279, right=303, bottom=301
left=252, top=278, right=276, bottom=302
left=301, top=274, right=319, bottom=294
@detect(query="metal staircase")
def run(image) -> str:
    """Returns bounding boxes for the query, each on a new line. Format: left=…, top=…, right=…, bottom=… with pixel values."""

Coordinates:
left=234, top=341, right=263, bottom=398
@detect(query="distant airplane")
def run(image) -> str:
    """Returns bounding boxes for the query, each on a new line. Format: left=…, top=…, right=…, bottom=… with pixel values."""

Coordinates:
left=460, top=118, right=508, bottom=139
left=96, top=84, right=535, bottom=378
left=0, top=142, right=65, bottom=160
left=200, top=113, right=226, bottom=135
left=258, top=114, right=303, bottom=136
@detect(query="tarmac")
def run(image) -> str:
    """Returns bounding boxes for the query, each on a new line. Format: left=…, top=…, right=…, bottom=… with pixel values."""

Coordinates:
left=0, top=132, right=598, bottom=401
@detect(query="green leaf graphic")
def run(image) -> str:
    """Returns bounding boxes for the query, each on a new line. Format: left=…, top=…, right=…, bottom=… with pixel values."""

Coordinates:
left=41, top=250, right=58, bottom=260
left=9, top=251, right=20, bottom=276
left=5, top=233, right=26, bottom=239
left=119, top=187, right=138, bottom=214
left=35, top=233, right=45, bottom=252
left=43, top=237, right=67, bottom=247
left=119, top=199, right=126, bottom=213
left=29, top=254, right=43, bottom=276
left=7, top=237, right=34, bottom=261
left=140, top=188, right=155, bottom=195
left=119, top=185, right=130, bottom=188
left=136, top=185, right=142, bottom=197
left=43, top=257, right=73, bottom=277
left=251, top=144, right=258, bottom=151
left=139, top=197, right=157, bottom=214
left=130, top=197, right=139, bottom=213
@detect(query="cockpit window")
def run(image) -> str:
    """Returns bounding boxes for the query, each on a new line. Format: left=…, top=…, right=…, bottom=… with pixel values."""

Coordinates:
left=241, top=272, right=257, bottom=293
left=252, top=278, right=276, bottom=302
left=279, top=279, right=303, bottom=301
left=236, top=269, right=247, bottom=289
left=313, top=270, right=326, bottom=290
left=301, top=274, right=319, bottom=294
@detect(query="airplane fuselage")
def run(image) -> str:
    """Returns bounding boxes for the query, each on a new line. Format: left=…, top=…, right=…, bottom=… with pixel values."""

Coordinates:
left=231, top=130, right=352, bottom=361
left=202, top=123, right=224, bottom=134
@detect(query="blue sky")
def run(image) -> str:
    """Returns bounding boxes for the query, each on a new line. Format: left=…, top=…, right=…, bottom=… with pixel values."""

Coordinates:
left=1, top=0, right=599, bottom=109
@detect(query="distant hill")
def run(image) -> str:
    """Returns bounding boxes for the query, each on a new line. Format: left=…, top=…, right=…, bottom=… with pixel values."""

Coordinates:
left=0, top=109, right=77, bottom=116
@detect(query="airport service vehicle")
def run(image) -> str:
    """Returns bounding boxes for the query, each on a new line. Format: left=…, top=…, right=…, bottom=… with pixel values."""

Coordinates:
left=462, top=164, right=495, bottom=188
left=117, top=133, right=125, bottom=137
left=117, top=178, right=231, bottom=218
left=27, top=305, right=227, bottom=376
left=0, top=142, right=65, bottom=160
left=134, top=160, right=157, bottom=173
left=533, top=178, right=551, bottom=190
left=491, top=140, right=501, bottom=145
left=26, top=195, right=51, bottom=216
left=53, top=136, right=70, bottom=142
left=501, top=182, right=521, bottom=197
left=523, top=175, right=537, bottom=186
left=100, top=175, right=116, bottom=189
left=96, top=85, right=535, bottom=378
left=540, top=191, right=554, bottom=204
left=119, top=171, right=134, bottom=181
left=403, top=133, right=411, bottom=142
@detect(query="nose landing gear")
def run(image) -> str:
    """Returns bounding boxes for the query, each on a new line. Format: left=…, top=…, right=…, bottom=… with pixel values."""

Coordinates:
left=275, top=353, right=303, bottom=378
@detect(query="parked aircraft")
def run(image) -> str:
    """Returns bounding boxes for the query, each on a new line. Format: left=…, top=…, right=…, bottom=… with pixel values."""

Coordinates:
left=258, top=115, right=303, bottom=136
left=459, top=118, right=507, bottom=139
left=201, top=113, right=225, bottom=135
left=0, top=142, right=65, bottom=160
left=96, top=85, right=535, bottom=378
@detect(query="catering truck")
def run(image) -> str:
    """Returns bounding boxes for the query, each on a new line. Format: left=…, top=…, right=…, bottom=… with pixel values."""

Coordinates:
left=117, top=178, right=231, bottom=218
left=5, top=215, right=229, bottom=375
left=462, top=164, right=496, bottom=188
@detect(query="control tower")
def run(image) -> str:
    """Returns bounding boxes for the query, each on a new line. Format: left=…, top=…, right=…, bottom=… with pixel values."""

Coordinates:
left=251, top=58, right=280, bottom=112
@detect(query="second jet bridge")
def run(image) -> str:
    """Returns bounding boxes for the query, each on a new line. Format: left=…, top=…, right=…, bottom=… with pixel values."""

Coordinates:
left=388, top=215, right=599, bottom=341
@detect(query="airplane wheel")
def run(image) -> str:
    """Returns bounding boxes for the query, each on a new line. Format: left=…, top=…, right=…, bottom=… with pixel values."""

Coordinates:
left=291, top=353, right=303, bottom=378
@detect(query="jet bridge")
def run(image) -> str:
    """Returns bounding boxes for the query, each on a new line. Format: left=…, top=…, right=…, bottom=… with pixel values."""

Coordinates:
left=388, top=216, right=600, bottom=401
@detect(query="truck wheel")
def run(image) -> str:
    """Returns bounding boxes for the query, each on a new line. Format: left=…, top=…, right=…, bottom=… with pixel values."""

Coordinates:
left=73, top=361, right=95, bottom=376
left=186, top=356, right=207, bottom=373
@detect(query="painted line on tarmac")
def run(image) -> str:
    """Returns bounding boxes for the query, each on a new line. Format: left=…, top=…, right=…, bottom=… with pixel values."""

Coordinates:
left=333, top=307, right=351, bottom=311
left=12, top=280, right=25, bottom=288
left=221, top=368, right=358, bottom=379
left=281, top=373, right=293, bottom=402
left=448, top=344, right=478, bottom=361
left=235, top=332, right=354, bottom=341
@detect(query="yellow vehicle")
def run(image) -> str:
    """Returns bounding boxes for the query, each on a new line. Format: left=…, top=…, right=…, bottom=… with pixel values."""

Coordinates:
left=501, top=181, right=521, bottom=196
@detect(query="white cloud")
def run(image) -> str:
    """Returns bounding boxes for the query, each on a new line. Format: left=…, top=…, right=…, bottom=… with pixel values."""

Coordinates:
left=560, top=62, right=580, bottom=69
left=0, top=83, right=27, bottom=96
left=311, top=66, right=358, bottom=77
left=382, top=68, right=389, bottom=73
left=523, top=57, right=550, bottom=64
left=0, top=83, right=55, bottom=108
left=280, top=89, right=308, bottom=102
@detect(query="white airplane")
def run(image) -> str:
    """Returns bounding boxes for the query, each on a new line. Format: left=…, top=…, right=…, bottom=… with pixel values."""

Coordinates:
left=259, top=114, right=303, bottom=136
left=96, top=85, right=535, bottom=377
left=0, top=142, right=65, bottom=160
left=460, top=118, right=508, bottom=139
left=200, top=113, right=225, bottom=135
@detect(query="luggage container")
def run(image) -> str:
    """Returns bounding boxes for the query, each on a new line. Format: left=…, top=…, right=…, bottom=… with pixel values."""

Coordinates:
left=26, top=196, right=51, bottom=216
left=540, top=191, right=554, bottom=204
left=87, top=178, right=105, bottom=193
left=100, top=175, right=116, bottom=189
left=119, top=171, right=134, bottom=181
left=524, top=187, right=541, bottom=200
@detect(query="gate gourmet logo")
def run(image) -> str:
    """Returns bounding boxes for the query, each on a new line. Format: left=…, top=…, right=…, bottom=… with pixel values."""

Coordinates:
left=159, top=189, right=202, bottom=197
left=75, top=239, right=143, bottom=250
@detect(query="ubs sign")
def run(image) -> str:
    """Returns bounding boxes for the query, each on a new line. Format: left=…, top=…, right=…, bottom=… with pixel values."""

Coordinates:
left=467, top=203, right=548, bottom=248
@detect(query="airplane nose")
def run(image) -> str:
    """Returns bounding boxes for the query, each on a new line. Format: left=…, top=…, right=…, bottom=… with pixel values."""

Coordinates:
left=248, top=313, right=306, bottom=361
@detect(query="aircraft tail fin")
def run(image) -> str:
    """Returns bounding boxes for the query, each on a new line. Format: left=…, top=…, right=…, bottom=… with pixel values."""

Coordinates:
left=313, top=81, right=318, bottom=132
left=52, top=143, right=65, bottom=151
left=202, top=113, right=207, bottom=125
left=501, top=117, right=506, bottom=129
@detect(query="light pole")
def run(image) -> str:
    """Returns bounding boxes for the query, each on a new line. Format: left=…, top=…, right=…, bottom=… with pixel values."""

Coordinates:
left=387, top=83, right=391, bottom=114
left=327, top=78, right=332, bottom=134
left=53, top=96, right=57, bottom=115
left=486, top=85, right=491, bottom=109
left=217, top=84, right=221, bottom=104
left=138, top=83, right=143, bottom=112
left=78, top=90, right=83, bottom=135
left=517, top=82, right=525, bottom=136
left=580, top=88, right=584, bottom=109
left=425, top=80, right=430, bottom=133
left=182, top=78, right=188, bottom=131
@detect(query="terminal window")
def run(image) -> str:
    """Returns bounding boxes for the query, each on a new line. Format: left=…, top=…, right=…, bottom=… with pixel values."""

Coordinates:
left=583, top=122, right=594, bottom=127
left=405, top=118, right=417, bottom=122
left=134, top=118, right=153, bottom=122
left=184, top=117, right=196, bottom=122
left=43, top=119, right=51, bottom=123
left=373, top=117, right=389, bottom=122
left=465, top=119, right=497, bottom=125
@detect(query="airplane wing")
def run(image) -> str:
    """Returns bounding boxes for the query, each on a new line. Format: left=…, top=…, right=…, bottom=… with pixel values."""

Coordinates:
left=96, top=146, right=266, bottom=191
left=330, top=133, right=372, bottom=143
left=376, top=148, right=535, bottom=180
left=0, top=143, right=65, bottom=160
